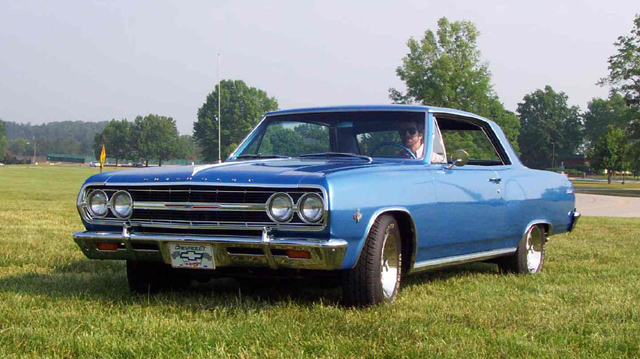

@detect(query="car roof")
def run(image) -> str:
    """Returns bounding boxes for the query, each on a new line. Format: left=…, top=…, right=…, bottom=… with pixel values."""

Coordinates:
left=264, top=105, right=497, bottom=126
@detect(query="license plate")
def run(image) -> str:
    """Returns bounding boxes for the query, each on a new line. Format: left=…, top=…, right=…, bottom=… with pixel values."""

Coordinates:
left=168, top=243, right=215, bottom=270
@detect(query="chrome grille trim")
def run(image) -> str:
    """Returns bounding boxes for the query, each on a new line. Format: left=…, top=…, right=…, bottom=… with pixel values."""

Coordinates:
left=133, top=202, right=266, bottom=212
left=77, top=182, right=328, bottom=232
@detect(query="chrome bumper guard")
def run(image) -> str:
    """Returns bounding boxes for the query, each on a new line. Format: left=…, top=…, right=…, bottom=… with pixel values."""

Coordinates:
left=568, top=209, right=581, bottom=232
left=73, top=227, right=348, bottom=271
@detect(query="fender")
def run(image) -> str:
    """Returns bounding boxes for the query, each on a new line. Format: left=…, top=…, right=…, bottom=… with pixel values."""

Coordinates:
left=349, top=206, right=418, bottom=270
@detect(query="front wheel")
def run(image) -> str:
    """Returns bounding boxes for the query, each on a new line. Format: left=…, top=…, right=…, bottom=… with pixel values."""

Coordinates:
left=342, top=214, right=402, bottom=306
left=498, top=224, right=546, bottom=274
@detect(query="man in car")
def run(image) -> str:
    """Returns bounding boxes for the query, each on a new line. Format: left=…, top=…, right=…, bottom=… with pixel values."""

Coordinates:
left=397, top=119, right=447, bottom=163
left=397, top=120, right=425, bottom=159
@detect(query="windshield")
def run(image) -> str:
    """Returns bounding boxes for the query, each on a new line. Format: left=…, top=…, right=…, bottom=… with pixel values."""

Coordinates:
left=232, top=111, right=427, bottom=160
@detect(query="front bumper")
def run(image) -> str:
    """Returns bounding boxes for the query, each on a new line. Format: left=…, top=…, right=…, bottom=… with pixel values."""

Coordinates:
left=73, top=228, right=348, bottom=271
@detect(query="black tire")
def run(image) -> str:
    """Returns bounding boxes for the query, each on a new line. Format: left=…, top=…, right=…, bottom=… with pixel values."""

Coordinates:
left=342, top=214, right=402, bottom=306
left=126, top=260, right=191, bottom=294
left=498, top=224, right=546, bottom=274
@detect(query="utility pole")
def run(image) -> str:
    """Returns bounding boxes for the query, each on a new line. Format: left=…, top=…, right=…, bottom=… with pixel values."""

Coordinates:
left=218, top=53, right=221, bottom=163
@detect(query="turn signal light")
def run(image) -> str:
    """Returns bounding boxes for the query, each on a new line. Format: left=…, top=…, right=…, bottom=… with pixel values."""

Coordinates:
left=285, top=249, right=311, bottom=259
left=96, top=242, right=119, bottom=251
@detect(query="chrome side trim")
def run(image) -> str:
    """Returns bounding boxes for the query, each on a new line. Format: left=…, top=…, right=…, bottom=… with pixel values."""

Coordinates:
left=412, top=248, right=517, bottom=272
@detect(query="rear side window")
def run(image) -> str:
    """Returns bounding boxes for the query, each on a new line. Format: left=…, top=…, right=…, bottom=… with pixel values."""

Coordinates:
left=434, top=115, right=508, bottom=166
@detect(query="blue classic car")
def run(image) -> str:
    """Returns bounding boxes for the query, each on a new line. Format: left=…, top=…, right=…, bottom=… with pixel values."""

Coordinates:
left=74, top=105, right=580, bottom=306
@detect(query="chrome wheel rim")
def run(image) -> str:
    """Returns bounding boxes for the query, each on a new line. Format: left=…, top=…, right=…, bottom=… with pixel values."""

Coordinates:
left=526, top=226, right=543, bottom=273
left=380, top=224, right=399, bottom=300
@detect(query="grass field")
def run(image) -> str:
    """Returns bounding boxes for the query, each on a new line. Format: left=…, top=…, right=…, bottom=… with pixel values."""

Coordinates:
left=1, top=165, right=639, bottom=358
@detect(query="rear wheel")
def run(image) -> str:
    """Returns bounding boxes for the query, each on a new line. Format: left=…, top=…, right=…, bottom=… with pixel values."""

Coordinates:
left=126, top=261, right=191, bottom=294
left=342, top=214, right=402, bottom=306
left=498, top=224, right=546, bottom=274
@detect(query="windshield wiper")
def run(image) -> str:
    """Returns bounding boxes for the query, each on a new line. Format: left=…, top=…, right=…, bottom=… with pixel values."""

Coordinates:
left=299, top=152, right=373, bottom=162
left=236, top=154, right=291, bottom=160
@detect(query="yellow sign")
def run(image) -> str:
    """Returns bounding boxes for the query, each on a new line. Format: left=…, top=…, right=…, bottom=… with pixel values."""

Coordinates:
left=99, top=145, right=106, bottom=171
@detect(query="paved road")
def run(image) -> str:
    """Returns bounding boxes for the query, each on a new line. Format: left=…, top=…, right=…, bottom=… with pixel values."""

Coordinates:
left=576, top=193, right=640, bottom=218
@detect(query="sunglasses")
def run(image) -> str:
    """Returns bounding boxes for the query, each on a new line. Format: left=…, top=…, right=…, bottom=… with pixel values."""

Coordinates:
left=398, top=127, right=418, bottom=136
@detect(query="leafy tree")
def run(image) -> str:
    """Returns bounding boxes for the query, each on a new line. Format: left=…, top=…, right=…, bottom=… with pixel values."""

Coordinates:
left=134, top=114, right=183, bottom=166
left=517, top=86, right=583, bottom=169
left=583, top=93, right=636, bottom=149
left=588, top=126, right=631, bottom=183
left=94, top=119, right=134, bottom=166
left=0, top=120, right=6, bottom=162
left=194, top=79, right=279, bottom=162
left=390, top=17, right=520, bottom=152
left=599, top=14, right=640, bottom=109
left=599, top=14, right=640, bottom=175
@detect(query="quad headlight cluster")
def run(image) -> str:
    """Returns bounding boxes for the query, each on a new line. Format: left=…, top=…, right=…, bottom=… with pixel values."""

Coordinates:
left=266, top=192, right=325, bottom=224
left=86, top=190, right=133, bottom=219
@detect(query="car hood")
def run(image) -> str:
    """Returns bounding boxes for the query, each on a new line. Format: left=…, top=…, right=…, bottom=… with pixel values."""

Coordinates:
left=86, top=158, right=399, bottom=186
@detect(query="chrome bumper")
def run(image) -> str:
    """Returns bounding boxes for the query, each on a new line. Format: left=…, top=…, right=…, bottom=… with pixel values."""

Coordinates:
left=568, top=209, right=581, bottom=232
left=73, top=229, right=348, bottom=271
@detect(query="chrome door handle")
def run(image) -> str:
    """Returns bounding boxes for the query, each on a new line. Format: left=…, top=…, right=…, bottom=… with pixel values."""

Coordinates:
left=488, top=177, right=502, bottom=184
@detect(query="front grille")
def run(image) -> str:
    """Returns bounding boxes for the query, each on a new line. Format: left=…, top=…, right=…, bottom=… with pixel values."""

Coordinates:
left=131, top=209, right=274, bottom=223
left=81, top=185, right=325, bottom=231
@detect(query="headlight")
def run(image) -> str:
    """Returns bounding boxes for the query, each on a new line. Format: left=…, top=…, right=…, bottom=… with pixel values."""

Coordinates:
left=111, top=191, right=133, bottom=218
left=267, top=193, right=294, bottom=222
left=298, top=193, right=324, bottom=223
left=87, top=190, right=108, bottom=218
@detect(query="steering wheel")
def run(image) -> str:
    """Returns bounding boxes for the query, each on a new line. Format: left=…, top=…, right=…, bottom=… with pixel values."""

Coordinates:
left=369, top=142, right=416, bottom=159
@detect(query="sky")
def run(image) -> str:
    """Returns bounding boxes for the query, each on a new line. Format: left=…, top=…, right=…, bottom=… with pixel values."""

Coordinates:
left=0, top=0, right=638, bottom=134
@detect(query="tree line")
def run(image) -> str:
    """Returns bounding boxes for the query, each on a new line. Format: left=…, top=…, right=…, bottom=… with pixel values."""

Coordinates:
left=1, top=120, right=107, bottom=163
left=94, top=115, right=198, bottom=166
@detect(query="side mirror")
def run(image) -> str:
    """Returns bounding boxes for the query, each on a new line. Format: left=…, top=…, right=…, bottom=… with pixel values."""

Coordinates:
left=445, top=149, right=469, bottom=170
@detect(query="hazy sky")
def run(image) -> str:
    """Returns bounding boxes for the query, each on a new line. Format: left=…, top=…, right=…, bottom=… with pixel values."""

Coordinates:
left=1, top=0, right=638, bottom=134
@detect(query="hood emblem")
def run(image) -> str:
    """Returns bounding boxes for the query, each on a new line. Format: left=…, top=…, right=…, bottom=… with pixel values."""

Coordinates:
left=353, top=208, right=362, bottom=223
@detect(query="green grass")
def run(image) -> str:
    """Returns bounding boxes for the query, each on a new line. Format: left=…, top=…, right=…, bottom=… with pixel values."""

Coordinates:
left=1, top=165, right=639, bottom=358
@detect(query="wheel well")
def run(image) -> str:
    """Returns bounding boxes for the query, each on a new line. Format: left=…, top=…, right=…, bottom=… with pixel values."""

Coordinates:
left=537, top=223, right=552, bottom=237
left=388, top=211, right=416, bottom=276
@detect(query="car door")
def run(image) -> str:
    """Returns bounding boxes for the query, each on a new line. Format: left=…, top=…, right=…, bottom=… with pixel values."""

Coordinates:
left=419, top=114, right=509, bottom=261
left=428, top=165, right=506, bottom=259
